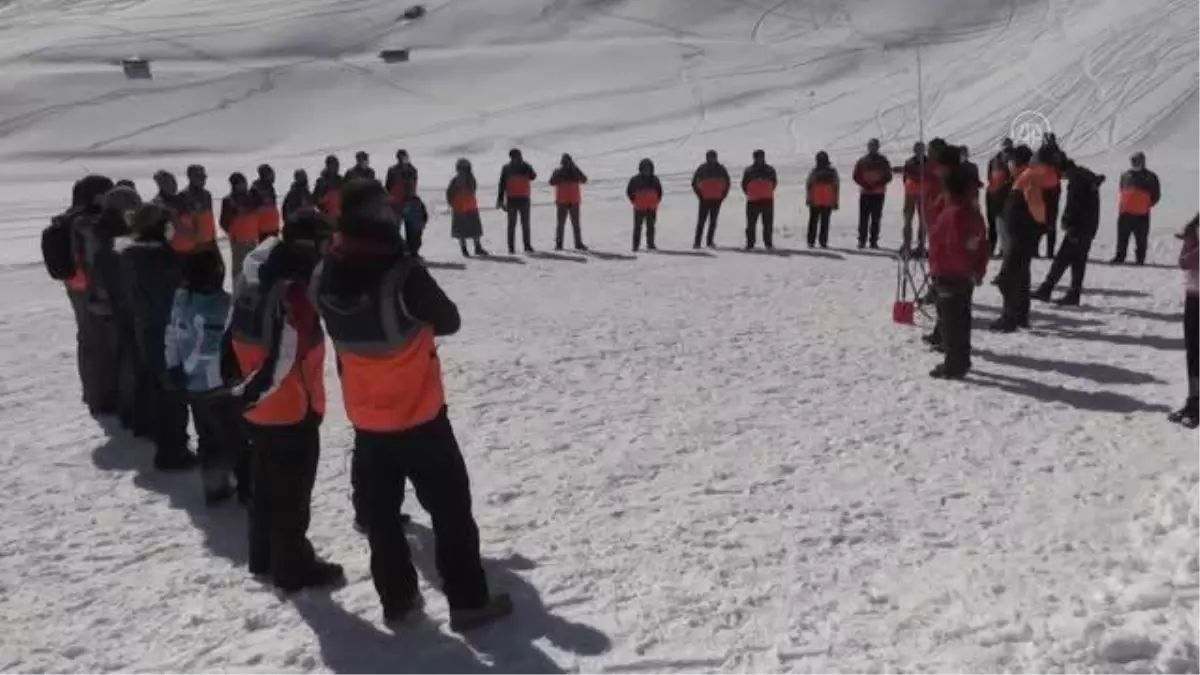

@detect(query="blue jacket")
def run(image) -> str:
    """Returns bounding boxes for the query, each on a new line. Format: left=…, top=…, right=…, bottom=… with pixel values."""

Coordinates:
left=165, top=288, right=232, bottom=393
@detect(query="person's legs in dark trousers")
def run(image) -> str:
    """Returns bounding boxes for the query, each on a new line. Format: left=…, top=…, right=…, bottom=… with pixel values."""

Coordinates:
left=818, top=208, right=832, bottom=247
left=505, top=203, right=519, bottom=254
left=634, top=210, right=657, bottom=250
left=936, top=277, right=973, bottom=375
left=555, top=205, right=568, bottom=250
left=1133, top=214, right=1150, bottom=265
left=191, top=396, right=243, bottom=502
left=66, top=289, right=90, bottom=405
left=515, top=199, right=533, bottom=252
left=1014, top=249, right=1032, bottom=325
left=1043, top=190, right=1060, bottom=257
left=356, top=411, right=490, bottom=616
left=745, top=202, right=762, bottom=248
left=92, top=314, right=119, bottom=412
left=807, top=207, right=820, bottom=247
left=986, top=195, right=1000, bottom=254
left=1037, top=237, right=1078, bottom=296
left=704, top=200, right=721, bottom=247
left=762, top=201, right=775, bottom=249
left=902, top=195, right=917, bottom=252
left=568, top=205, right=583, bottom=248
left=1113, top=213, right=1133, bottom=262
left=857, top=194, right=870, bottom=247
left=404, top=218, right=423, bottom=257
left=248, top=416, right=326, bottom=588
left=1185, top=295, right=1198, bottom=403
left=1068, top=240, right=1092, bottom=295
left=866, top=194, right=884, bottom=247
left=633, top=211, right=645, bottom=251
left=997, top=247, right=1031, bottom=328
left=151, top=379, right=192, bottom=468
left=694, top=201, right=709, bottom=248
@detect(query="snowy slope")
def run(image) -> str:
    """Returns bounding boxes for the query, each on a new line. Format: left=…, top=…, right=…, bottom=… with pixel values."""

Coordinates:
left=0, top=0, right=1197, bottom=672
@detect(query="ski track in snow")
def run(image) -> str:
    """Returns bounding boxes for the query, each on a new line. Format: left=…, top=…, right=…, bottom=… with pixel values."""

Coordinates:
left=0, top=0, right=1197, bottom=672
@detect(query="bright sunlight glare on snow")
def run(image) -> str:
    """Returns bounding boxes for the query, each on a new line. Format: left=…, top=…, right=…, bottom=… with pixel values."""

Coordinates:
left=0, top=0, right=1197, bottom=672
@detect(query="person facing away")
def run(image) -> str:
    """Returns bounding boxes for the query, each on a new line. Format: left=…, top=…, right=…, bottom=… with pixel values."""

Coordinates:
left=1034, top=134, right=1066, bottom=258
left=805, top=151, right=839, bottom=248
left=120, top=202, right=198, bottom=471
left=400, top=193, right=429, bottom=258
left=165, top=247, right=251, bottom=506
left=548, top=153, right=588, bottom=251
left=221, top=172, right=263, bottom=283
left=447, top=158, right=488, bottom=257
left=692, top=149, right=730, bottom=249
left=497, top=148, right=538, bottom=254
left=1169, top=215, right=1199, bottom=428
left=386, top=149, right=419, bottom=207
left=991, top=144, right=1045, bottom=332
left=313, top=155, right=344, bottom=218
left=852, top=138, right=892, bottom=249
left=253, top=164, right=281, bottom=241
left=282, top=169, right=315, bottom=222
left=90, top=186, right=142, bottom=430
left=627, top=158, right=663, bottom=252
left=345, top=150, right=376, bottom=182
left=312, top=178, right=513, bottom=632
left=900, top=141, right=927, bottom=252
left=1033, top=161, right=1105, bottom=306
left=926, top=165, right=989, bottom=380
left=1112, top=151, right=1161, bottom=265
left=986, top=137, right=1015, bottom=255
left=742, top=149, right=778, bottom=250
left=174, top=164, right=218, bottom=256
left=228, top=208, right=343, bottom=593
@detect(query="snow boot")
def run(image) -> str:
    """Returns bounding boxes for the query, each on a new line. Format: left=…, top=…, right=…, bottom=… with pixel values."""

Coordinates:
left=383, top=592, right=426, bottom=629
left=459, top=241, right=471, bottom=258
left=929, top=364, right=968, bottom=380
left=449, top=593, right=513, bottom=633
left=1167, top=397, right=1199, bottom=429
left=473, top=240, right=489, bottom=257
left=989, top=317, right=1019, bottom=333
left=575, top=243, right=588, bottom=252
left=1055, top=290, right=1081, bottom=306
left=1031, top=284, right=1053, bottom=302
left=275, top=558, right=345, bottom=594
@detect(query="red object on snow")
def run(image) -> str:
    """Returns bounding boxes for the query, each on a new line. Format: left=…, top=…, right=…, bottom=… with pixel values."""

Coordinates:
left=892, top=300, right=916, bottom=325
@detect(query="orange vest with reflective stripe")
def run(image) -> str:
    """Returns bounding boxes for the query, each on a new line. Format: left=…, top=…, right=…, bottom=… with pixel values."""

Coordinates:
left=314, top=260, right=446, bottom=433
left=633, top=189, right=660, bottom=211
left=809, top=183, right=836, bottom=208
left=1119, top=188, right=1153, bottom=215
left=506, top=175, right=532, bottom=199
left=174, top=189, right=217, bottom=254
left=697, top=177, right=727, bottom=201
left=257, top=205, right=280, bottom=239
left=452, top=191, right=478, bottom=214
left=230, top=261, right=326, bottom=426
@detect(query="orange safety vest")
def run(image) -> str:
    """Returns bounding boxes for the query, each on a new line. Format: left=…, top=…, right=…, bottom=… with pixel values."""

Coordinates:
left=257, top=205, right=280, bottom=239
left=809, top=182, right=836, bottom=208
left=1119, top=188, right=1153, bottom=215
left=1041, top=166, right=1061, bottom=190
left=633, top=189, right=660, bottom=211
left=506, top=175, right=532, bottom=199
left=314, top=260, right=446, bottom=433
left=321, top=191, right=341, bottom=218
left=987, top=168, right=1009, bottom=193
left=451, top=191, right=478, bottom=214
left=1013, top=166, right=1048, bottom=225
left=173, top=189, right=217, bottom=254
left=858, top=170, right=888, bottom=196
left=745, top=178, right=775, bottom=202
left=230, top=264, right=326, bottom=426
left=228, top=210, right=260, bottom=243
left=555, top=181, right=582, bottom=205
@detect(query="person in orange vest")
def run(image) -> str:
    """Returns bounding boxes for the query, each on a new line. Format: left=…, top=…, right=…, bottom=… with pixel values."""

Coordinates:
left=172, top=165, right=218, bottom=256
left=991, top=145, right=1049, bottom=332
left=229, top=209, right=343, bottom=592
left=1035, top=134, right=1066, bottom=258
left=447, top=158, right=488, bottom=257
left=385, top=149, right=419, bottom=207
left=742, top=149, right=778, bottom=250
left=852, top=139, right=892, bottom=249
left=549, top=153, right=588, bottom=251
left=805, top=151, right=840, bottom=248
left=899, top=142, right=926, bottom=253
left=282, top=169, right=315, bottom=222
left=314, top=179, right=512, bottom=631
left=345, top=150, right=376, bottom=182
left=985, top=138, right=1014, bottom=255
left=151, top=169, right=186, bottom=238
left=627, top=158, right=663, bottom=251
left=692, top=150, right=731, bottom=249
left=220, top=173, right=262, bottom=283
left=313, top=155, right=344, bottom=218
left=1111, top=151, right=1161, bottom=265
left=497, top=148, right=537, bottom=254
left=252, top=164, right=281, bottom=241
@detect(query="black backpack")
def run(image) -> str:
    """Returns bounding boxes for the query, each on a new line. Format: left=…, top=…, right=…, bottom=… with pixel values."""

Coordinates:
left=41, top=212, right=77, bottom=281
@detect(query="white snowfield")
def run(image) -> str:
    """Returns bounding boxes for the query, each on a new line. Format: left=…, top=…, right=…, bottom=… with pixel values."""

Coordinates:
left=0, top=0, right=1197, bottom=672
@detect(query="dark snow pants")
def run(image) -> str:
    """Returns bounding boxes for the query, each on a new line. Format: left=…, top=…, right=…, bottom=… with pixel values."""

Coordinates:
left=353, top=408, right=490, bottom=614
left=633, top=210, right=657, bottom=251
left=857, top=194, right=884, bottom=246
left=69, top=290, right=119, bottom=413
left=191, top=394, right=252, bottom=498
left=999, top=246, right=1033, bottom=326
left=1114, top=213, right=1151, bottom=264
left=247, top=414, right=320, bottom=583
left=986, top=192, right=1006, bottom=254
left=933, top=276, right=975, bottom=374
left=746, top=200, right=774, bottom=248
left=1041, top=235, right=1092, bottom=294
left=807, top=207, right=832, bottom=247
left=506, top=198, right=532, bottom=253
left=694, top=199, right=722, bottom=248
left=1186, top=294, right=1198, bottom=397
left=555, top=204, right=583, bottom=249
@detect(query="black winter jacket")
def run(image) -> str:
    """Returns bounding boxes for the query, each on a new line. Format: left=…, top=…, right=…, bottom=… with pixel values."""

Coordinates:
left=1062, top=167, right=1105, bottom=241
left=120, top=239, right=182, bottom=373
left=282, top=184, right=315, bottom=221
left=741, top=163, right=778, bottom=192
left=549, top=165, right=588, bottom=186
left=626, top=174, right=663, bottom=205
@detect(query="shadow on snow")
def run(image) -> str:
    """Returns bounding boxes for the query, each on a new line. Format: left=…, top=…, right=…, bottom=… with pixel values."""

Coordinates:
left=969, top=370, right=1171, bottom=414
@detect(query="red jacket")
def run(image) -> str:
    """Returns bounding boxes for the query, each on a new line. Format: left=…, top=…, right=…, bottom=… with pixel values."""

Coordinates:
left=929, top=200, right=989, bottom=281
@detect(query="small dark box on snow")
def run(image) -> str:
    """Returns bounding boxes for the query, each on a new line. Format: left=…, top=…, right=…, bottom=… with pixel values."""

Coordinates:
left=122, top=57, right=151, bottom=79
left=379, top=49, right=410, bottom=63
left=402, top=5, right=425, bottom=20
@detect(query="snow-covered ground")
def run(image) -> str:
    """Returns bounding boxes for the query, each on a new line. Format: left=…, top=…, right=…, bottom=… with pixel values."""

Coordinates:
left=0, top=0, right=1197, bottom=672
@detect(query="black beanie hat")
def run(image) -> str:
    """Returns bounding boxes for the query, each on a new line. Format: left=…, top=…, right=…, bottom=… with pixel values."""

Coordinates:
left=283, top=207, right=333, bottom=245
left=337, top=179, right=398, bottom=244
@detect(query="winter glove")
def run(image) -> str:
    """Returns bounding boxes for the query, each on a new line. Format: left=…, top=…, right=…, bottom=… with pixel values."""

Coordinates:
left=496, top=200, right=506, bottom=211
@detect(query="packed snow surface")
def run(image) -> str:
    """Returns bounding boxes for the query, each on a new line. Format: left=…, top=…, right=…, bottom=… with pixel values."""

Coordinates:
left=0, top=0, right=1197, bottom=672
